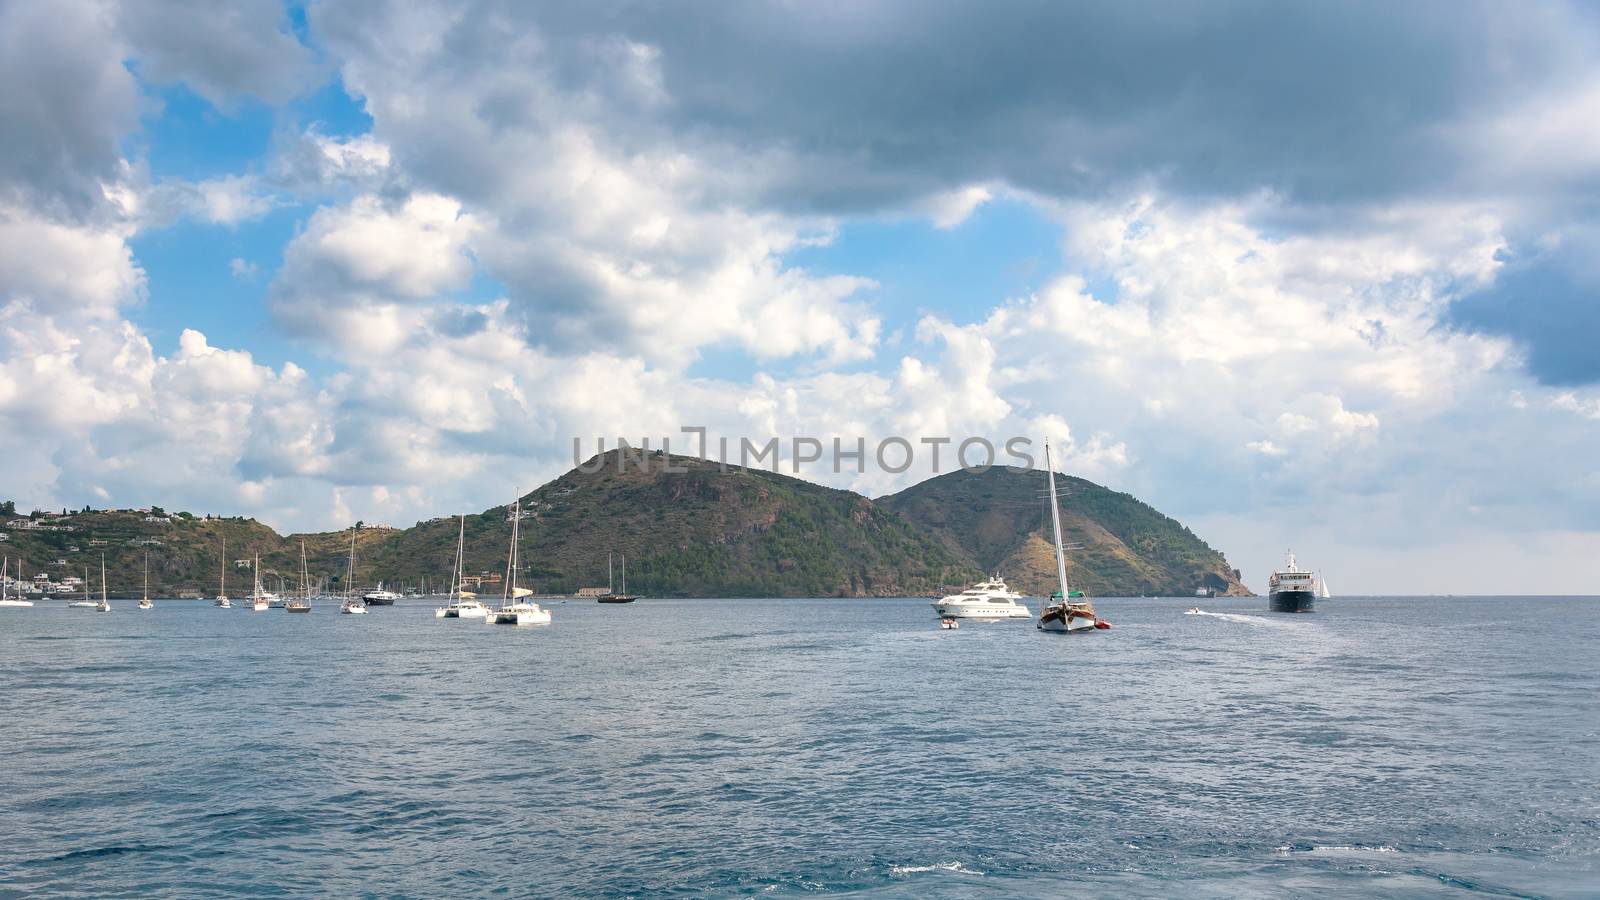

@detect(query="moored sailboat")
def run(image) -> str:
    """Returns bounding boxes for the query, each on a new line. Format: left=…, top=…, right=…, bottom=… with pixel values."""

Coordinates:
left=138, top=550, right=153, bottom=610
left=597, top=551, right=639, bottom=603
left=68, top=566, right=97, bottom=608
left=214, top=537, right=231, bottom=608
left=286, top=541, right=312, bottom=613
left=491, top=498, right=551, bottom=625
left=340, top=530, right=367, bottom=614
left=250, top=553, right=269, bottom=611
left=1, top=556, right=35, bottom=608
left=1037, top=438, right=1109, bottom=634
left=95, top=553, right=111, bottom=613
left=436, top=516, right=488, bottom=619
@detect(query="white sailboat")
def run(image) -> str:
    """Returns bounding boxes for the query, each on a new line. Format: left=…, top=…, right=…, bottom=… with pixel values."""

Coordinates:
left=436, top=515, right=488, bottom=619
left=250, top=553, right=269, bottom=610
left=138, top=550, right=153, bottom=610
left=490, top=498, right=550, bottom=625
left=286, top=541, right=312, bottom=612
left=1319, top=578, right=1332, bottom=599
left=340, top=530, right=367, bottom=614
left=1037, top=438, right=1108, bottom=634
left=2, top=556, right=35, bottom=608
left=214, top=536, right=231, bottom=608
left=95, top=553, right=110, bottom=613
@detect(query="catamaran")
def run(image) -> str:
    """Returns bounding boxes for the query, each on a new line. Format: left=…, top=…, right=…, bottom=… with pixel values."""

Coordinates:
left=490, top=498, right=551, bottom=625
left=436, top=516, right=488, bottom=619
left=286, top=540, right=312, bottom=613
left=95, top=553, right=111, bottom=613
left=340, top=530, right=367, bottom=614
left=138, top=550, right=153, bottom=609
left=1037, top=438, right=1109, bottom=634
left=1, top=556, right=35, bottom=608
left=214, top=537, right=231, bottom=608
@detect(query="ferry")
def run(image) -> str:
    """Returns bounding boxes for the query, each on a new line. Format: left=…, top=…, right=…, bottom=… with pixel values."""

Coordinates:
left=930, top=576, right=1032, bottom=619
left=1268, top=551, right=1321, bottom=613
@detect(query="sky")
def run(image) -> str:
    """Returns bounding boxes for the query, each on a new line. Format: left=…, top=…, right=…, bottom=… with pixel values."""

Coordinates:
left=2, top=0, right=1599, bottom=594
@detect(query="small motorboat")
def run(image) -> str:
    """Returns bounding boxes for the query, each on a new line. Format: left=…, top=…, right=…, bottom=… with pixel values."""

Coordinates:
left=1185, top=607, right=1202, bottom=615
left=939, top=617, right=959, bottom=630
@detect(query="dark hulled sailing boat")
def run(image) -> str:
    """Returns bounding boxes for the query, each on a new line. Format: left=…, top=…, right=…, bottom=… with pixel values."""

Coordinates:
left=597, top=551, right=639, bottom=603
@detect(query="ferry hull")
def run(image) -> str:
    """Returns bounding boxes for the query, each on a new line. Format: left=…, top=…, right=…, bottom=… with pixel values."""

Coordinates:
left=1269, top=590, right=1315, bottom=613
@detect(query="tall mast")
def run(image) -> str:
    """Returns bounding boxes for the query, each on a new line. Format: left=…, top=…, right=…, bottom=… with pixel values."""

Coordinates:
left=84, top=566, right=90, bottom=603
left=221, top=536, right=227, bottom=597
left=254, top=552, right=261, bottom=599
left=1045, top=438, right=1070, bottom=599
left=347, top=529, right=357, bottom=601
left=452, top=515, right=465, bottom=602
left=100, top=553, right=107, bottom=602
left=608, top=552, right=614, bottom=593
left=143, top=551, right=149, bottom=602
left=300, top=540, right=308, bottom=600
left=621, top=553, right=627, bottom=595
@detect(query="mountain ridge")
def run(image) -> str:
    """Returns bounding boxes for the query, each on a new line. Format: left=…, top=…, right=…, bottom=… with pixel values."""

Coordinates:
left=1, top=451, right=1250, bottom=598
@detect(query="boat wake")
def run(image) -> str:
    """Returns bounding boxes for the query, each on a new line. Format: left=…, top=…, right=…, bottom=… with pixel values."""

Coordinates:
left=1185, top=610, right=1298, bottom=627
left=889, top=861, right=984, bottom=877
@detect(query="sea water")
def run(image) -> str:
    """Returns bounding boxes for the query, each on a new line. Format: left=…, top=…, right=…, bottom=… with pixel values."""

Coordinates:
left=1, top=596, right=1595, bottom=896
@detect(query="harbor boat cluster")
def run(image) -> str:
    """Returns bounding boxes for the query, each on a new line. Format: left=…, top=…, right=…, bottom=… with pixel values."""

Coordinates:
left=4, top=439, right=1332, bottom=628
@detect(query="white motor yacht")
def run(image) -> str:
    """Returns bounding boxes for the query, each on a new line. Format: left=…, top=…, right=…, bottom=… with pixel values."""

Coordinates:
left=930, top=576, right=1032, bottom=619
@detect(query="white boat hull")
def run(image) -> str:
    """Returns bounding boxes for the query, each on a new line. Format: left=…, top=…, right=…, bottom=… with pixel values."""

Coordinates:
left=1037, top=615, right=1098, bottom=633
left=0, top=599, right=34, bottom=608
left=341, top=604, right=368, bottom=615
left=67, top=601, right=98, bottom=608
left=491, top=607, right=551, bottom=625
left=138, top=601, right=153, bottom=610
left=931, top=600, right=1032, bottom=619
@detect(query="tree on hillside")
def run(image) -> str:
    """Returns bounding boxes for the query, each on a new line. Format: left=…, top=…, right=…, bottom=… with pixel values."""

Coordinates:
left=0, top=500, right=13, bottom=517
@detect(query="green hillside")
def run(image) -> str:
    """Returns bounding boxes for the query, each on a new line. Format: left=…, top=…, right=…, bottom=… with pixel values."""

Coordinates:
left=878, top=467, right=1251, bottom=597
left=2, top=454, right=1247, bottom=599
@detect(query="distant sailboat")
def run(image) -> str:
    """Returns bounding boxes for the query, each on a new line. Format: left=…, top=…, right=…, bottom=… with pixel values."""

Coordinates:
left=286, top=540, right=312, bottom=612
left=250, top=553, right=269, bottom=611
left=436, top=515, right=488, bottom=619
left=340, top=530, right=367, bottom=614
left=68, top=565, right=96, bottom=608
left=138, top=550, right=153, bottom=610
left=1319, top=578, right=1332, bottom=599
left=598, top=551, right=640, bottom=603
left=1, top=556, right=35, bottom=608
left=490, top=498, right=551, bottom=625
left=214, top=537, right=231, bottom=608
left=95, top=553, right=110, bottom=613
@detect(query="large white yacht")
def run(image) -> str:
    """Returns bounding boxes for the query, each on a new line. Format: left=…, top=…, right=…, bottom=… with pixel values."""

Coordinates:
left=931, top=576, right=1032, bottom=619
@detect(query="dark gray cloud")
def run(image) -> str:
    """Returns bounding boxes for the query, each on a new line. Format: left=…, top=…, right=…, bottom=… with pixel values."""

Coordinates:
left=310, top=0, right=1600, bottom=378
left=1450, top=244, right=1600, bottom=385
left=0, top=0, right=138, bottom=219
left=316, top=0, right=1597, bottom=211
left=117, top=0, right=323, bottom=107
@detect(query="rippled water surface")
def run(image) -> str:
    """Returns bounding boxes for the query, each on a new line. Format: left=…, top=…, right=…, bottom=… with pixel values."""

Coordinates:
left=2, top=596, right=1596, bottom=897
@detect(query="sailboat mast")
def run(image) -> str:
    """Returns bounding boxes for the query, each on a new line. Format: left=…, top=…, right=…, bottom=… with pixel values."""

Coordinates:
left=143, top=551, right=149, bottom=602
left=100, top=553, right=107, bottom=602
left=221, top=536, right=227, bottom=597
left=347, top=530, right=357, bottom=601
left=300, top=540, right=308, bottom=600
left=608, top=551, right=614, bottom=593
left=1044, top=439, right=1071, bottom=598
left=621, top=553, right=627, bottom=595
left=453, top=515, right=465, bottom=602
